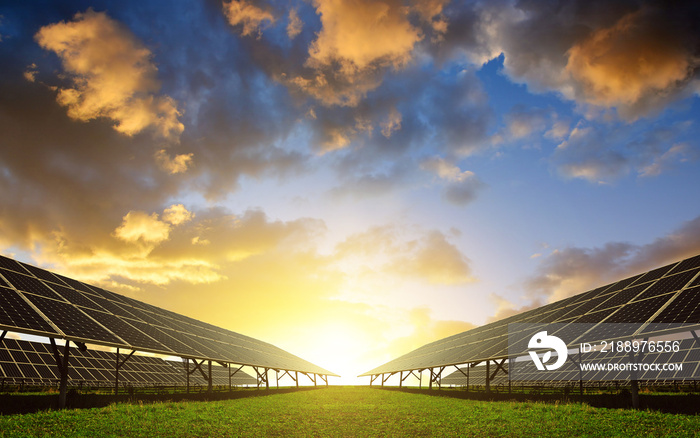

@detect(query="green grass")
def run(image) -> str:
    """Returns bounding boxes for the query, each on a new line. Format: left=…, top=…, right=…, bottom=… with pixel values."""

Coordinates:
left=1, top=387, right=699, bottom=437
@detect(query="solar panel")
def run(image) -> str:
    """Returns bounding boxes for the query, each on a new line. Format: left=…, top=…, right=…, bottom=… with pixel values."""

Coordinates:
left=0, top=339, right=257, bottom=386
left=21, top=295, right=124, bottom=345
left=20, top=262, right=68, bottom=286
left=0, top=287, right=58, bottom=335
left=668, top=254, right=700, bottom=275
left=0, top=254, right=337, bottom=378
left=0, top=255, right=27, bottom=273
left=49, top=283, right=109, bottom=311
left=360, top=253, right=700, bottom=377
left=644, top=286, right=700, bottom=327
left=83, top=309, right=173, bottom=354
left=0, top=269, right=65, bottom=301
left=440, top=365, right=509, bottom=387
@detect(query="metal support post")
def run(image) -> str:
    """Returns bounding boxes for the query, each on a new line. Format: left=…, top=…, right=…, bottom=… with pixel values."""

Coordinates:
left=629, top=351, right=639, bottom=409
left=485, top=360, right=490, bottom=393
left=115, top=347, right=120, bottom=395
left=49, top=339, right=71, bottom=409
left=208, top=360, right=213, bottom=393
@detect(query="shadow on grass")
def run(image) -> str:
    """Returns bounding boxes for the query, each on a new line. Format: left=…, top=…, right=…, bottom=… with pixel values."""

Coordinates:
left=0, top=386, right=322, bottom=415
left=377, top=387, right=700, bottom=415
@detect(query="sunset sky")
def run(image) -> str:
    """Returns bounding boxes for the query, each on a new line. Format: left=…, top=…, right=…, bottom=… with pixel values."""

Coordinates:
left=1, top=0, right=699, bottom=385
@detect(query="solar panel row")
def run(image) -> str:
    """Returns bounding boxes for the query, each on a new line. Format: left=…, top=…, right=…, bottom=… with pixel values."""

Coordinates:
left=0, top=255, right=337, bottom=377
left=0, top=338, right=257, bottom=387
left=361, top=253, right=700, bottom=376
left=441, top=337, right=700, bottom=387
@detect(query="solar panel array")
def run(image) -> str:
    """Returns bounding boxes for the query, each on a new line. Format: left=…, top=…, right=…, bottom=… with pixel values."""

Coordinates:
left=441, top=335, right=700, bottom=387
left=440, top=365, right=509, bottom=387
left=0, top=255, right=337, bottom=377
left=361, top=253, right=700, bottom=377
left=509, top=338, right=700, bottom=385
left=0, top=338, right=256, bottom=386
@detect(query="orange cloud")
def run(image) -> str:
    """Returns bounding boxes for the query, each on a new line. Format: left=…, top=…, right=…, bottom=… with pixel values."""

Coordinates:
left=566, top=8, right=697, bottom=119
left=114, top=211, right=172, bottom=244
left=409, top=0, right=449, bottom=37
left=287, top=0, right=422, bottom=107
left=308, top=0, right=420, bottom=71
left=287, top=8, right=302, bottom=39
left=154, top=149, right=194, bottom=174
left=35, top=10, right=184, bottom=139
left=334, top=225, right=475, bottom=286
left=222, top=0, right=275, bottom=37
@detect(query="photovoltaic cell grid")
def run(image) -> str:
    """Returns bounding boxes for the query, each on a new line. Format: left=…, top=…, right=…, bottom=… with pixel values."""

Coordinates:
left=440, top=365, right=509, bottom=387
left=360, top=253, right=700, bottom=376
left=0, top=339, right=256, bottom=386
left=506, top=338, right=700, bottom=385
left=0, top=255, right=337, bottom=377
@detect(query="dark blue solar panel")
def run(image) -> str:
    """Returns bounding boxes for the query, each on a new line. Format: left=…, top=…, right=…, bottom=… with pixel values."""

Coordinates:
left=23, top=295, right=123, bottom=345
left=20, top=262, right=69, bottom=286
left=631, top=269, right=699, bottom=302
left=0, top=255, right=27, bottom=273
left=0, top=286, right=57, bottom=334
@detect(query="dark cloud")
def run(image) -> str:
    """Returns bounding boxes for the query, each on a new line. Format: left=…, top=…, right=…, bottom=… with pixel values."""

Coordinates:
left=439, top=0, right=700, bottom=120
left=0, top=1, right=312, bottom=255
left=525, top=215, right=700, bottom=303
left=551, top=119, right=697, bottom=182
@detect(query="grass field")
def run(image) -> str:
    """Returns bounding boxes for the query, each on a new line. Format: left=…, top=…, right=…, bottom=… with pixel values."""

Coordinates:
left=1, top=387, right=699, bottom=437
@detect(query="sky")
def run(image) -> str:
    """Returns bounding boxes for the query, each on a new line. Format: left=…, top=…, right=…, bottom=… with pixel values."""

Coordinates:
left=1, top=0, right=699, bottom=385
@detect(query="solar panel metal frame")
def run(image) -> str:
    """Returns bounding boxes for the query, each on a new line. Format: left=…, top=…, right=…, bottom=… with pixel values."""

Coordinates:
left=0, top=254, right=338, bottom=377
left=360, top=254, right=700, bottom=377
left=0, top=339, right=258, bottom=386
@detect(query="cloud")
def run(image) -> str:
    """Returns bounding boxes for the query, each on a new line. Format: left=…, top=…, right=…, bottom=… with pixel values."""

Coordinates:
left=285, top=0, right=423, bottom=106
left=639, top=143, right=695, bottom=177
left=154, top=149, right=194, bottom=174
left=286, top=8, right=302, bottom=39
left=409, top=0, right=450, bottom=37
left=380, top=107, right=402, bottom=138
left=308, top=0, right=420, bottom=71
left=391, top=230, right=475, bottom=285
left=504, top=106, right=549, bottom=140
left=544, top=120, right=571, bottom=141
left=421, top=157, right=485, bottom=206
left=162, top=204, right=195, bottom=226
left=552, top=119, right=697, bottom=182
left=23, top=63, right=37, bottom=82
left=334, top=225, right=475, bottom=286
left=553, top=124, right=630, bottom=182
left=383, top=307, right=476, bottom=360
left=222, top=0, right=275, bottom=37
left=439, top=1, right=700, bottom=120
left=35, top=10, right=184, bottom=139
left=114, top=210, right=173, bottom=244
left=565, top=6, right=699, bottom=120
left=525, top=214, right=700, bottom=303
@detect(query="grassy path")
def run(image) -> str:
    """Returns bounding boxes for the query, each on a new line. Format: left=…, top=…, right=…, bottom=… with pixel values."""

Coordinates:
left=1, top=387, right=698, bottom=437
